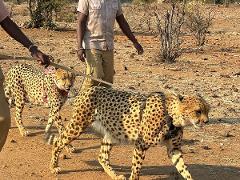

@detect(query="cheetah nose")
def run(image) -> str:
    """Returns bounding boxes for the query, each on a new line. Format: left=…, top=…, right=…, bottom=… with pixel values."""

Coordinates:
left=203, top=118, right=209, bottom=124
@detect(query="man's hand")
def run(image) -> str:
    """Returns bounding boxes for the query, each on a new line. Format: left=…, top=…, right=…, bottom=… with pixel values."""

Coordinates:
left=77, top=49, right=86, bottom=62
left=30, top=46, right=50, bottom=66
left=133, top=42, right=144, bottom=55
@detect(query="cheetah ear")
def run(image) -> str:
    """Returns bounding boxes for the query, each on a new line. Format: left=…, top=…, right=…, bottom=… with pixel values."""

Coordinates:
left=178, top=94, right=184, bottom=102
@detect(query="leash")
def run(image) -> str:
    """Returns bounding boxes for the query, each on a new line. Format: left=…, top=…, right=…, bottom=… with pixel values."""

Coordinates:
left=2, top=55, right=154, bottom=94
left=0, top=53, right=113, bottom=87
left=48, top=61, right=113, bottom=87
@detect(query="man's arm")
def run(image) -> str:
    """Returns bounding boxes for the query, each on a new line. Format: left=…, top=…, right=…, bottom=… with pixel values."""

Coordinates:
left=77, top=12, right=87, bottom=62
left=116, top=14, right=143, bottom=55
left=1, top=17, right=33, bottom=49
left=0, top=17, right=50, bottom=66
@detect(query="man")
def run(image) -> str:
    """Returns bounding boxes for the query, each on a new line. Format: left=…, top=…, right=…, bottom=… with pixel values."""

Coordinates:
left=0, top=0, right=50, bottom=151
left=77, top=0, right=144, bottom=89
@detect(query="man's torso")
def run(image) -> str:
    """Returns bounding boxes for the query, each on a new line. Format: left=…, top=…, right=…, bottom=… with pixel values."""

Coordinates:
left=78, top=0, right=122, bottom=50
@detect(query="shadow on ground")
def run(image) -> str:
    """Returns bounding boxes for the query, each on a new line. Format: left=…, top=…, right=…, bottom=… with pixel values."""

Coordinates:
left=60, top=160, right=240, bottom=180
left=210, top=118, right=240, bottom=125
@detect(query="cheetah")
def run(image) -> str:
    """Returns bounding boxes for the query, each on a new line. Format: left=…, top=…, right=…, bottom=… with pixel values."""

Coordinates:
left=50, top=86, right=210, bottom=180
left=4, top=63, right=75, bottom=138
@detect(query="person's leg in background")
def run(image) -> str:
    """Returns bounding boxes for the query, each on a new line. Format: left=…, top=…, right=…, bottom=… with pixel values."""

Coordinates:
left=0, top=68, right=11, bottom=151
left=102, top=50, right=114, bottom=88
left=81, top=49, right=112, bottom=90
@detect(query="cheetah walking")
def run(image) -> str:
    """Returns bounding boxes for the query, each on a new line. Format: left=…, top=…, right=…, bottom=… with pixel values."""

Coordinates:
left=50, top=86, right=209, bottom=180
left=4, top=64, right=74, bottom=138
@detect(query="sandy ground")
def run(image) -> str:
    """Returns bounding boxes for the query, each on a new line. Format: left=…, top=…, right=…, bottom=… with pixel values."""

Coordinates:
left=0, top=3, right=240, bottom=180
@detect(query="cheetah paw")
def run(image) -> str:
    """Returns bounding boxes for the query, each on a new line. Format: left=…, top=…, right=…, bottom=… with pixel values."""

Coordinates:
left=45, top=134, right=56, bottom=145
left=50, top=166, right=61, bottom=174
left=66, top=146, right=77, bottom=154
left=20, top=130, right=30, bottom=137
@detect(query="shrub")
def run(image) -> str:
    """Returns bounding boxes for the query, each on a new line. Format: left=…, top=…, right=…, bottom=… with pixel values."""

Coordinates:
left=154, top=2, right=185, bottom=63
left=27, top=0, right=67, bottom=29
left=185, top=1, right=214, bottom=46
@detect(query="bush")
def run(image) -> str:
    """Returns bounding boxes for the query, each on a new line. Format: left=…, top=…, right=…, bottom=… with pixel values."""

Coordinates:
left=185, top=1, right=214, bottom=46
left=27, top=0, right=67, bottom=29
left=154, top=3, right=185, bottom=63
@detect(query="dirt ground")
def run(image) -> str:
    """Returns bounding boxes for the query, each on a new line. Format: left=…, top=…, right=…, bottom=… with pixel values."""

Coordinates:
left=0, top=2, right=240, bottom=180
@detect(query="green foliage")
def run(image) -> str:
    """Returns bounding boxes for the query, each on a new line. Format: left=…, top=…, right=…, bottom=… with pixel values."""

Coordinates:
left=27, top=0, right=67, bottom=29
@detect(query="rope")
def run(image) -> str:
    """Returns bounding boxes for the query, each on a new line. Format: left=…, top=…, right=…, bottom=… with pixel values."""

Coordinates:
left=0, top=53, right=113, bottom=87
left=48, top=61, right=113, bottom=87
left=1, top=54, right=144, bottom=94
left=47, top=60, right=143, bottom=95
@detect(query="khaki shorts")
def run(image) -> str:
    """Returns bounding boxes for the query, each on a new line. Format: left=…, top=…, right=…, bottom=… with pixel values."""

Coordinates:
left=81, top=49, right=114, bottom=90
left=0, top=67, right=10, bottom=151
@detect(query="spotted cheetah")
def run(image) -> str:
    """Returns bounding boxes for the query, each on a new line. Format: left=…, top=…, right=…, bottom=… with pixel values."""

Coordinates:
left=50, top=86, right=210, bottom=180
left=4, top=63, right=75, bottom=138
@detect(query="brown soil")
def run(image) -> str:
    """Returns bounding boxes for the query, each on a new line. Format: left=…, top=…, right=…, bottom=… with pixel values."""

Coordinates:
left=0, top=3, right=239, bottom=180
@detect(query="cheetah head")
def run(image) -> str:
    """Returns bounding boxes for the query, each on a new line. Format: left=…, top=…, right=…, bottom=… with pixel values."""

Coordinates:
left=53, top=68, right=75, bottom=92
left=174, top=95, right=210, bottom=128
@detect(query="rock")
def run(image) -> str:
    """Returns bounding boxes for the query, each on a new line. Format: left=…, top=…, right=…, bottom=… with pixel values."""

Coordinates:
left=220, top=143, right=224, bottom=151
left=188, top=148, right=195, bottom=153
left=164, top=84, right=171, bottom=89
left=220, top=74, right=231, bottom=78
left=233, top=71, right=240, bottom=76
left=202, top=145, right=211, bottom=150
left=30, top=172, right=36, bottom=176
left=130, top=53, right=135, bottom=58
left=222, top=131, right=234, bottom=138
left=212, top=94, right=219, bottom=98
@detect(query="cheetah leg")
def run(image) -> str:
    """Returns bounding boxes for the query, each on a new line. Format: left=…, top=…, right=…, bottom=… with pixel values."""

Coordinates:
left=15, top=93, right=29, bottom=136
left=4, top=84, right=14, bottom=107
left=167, top=142, right=193, bottom=180
left=129, top=139, right=149, bottom=180
left=44, top=107, right=61, bottom=136
left=45, top=109, right=76, bottom=153
left=55, top=116, right=77, bottom=154
left=50, top=121, right=88, bottom=174
left=98, top=136, right=125, bottom=180
left=44, top=108, right=59, bottom=143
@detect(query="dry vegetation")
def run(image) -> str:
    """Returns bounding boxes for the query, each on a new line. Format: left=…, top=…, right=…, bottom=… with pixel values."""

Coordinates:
left=0, top=1, right=239, bottom=180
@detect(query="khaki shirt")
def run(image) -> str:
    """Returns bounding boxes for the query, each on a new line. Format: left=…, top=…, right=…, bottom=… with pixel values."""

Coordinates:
left=0, top=0, right=9, bottom=22
left=77, top=0, right=123, bottom=50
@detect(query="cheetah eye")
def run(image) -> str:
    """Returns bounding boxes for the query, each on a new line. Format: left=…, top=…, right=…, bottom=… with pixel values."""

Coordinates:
left=195, top=110, right=202, bottom=116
